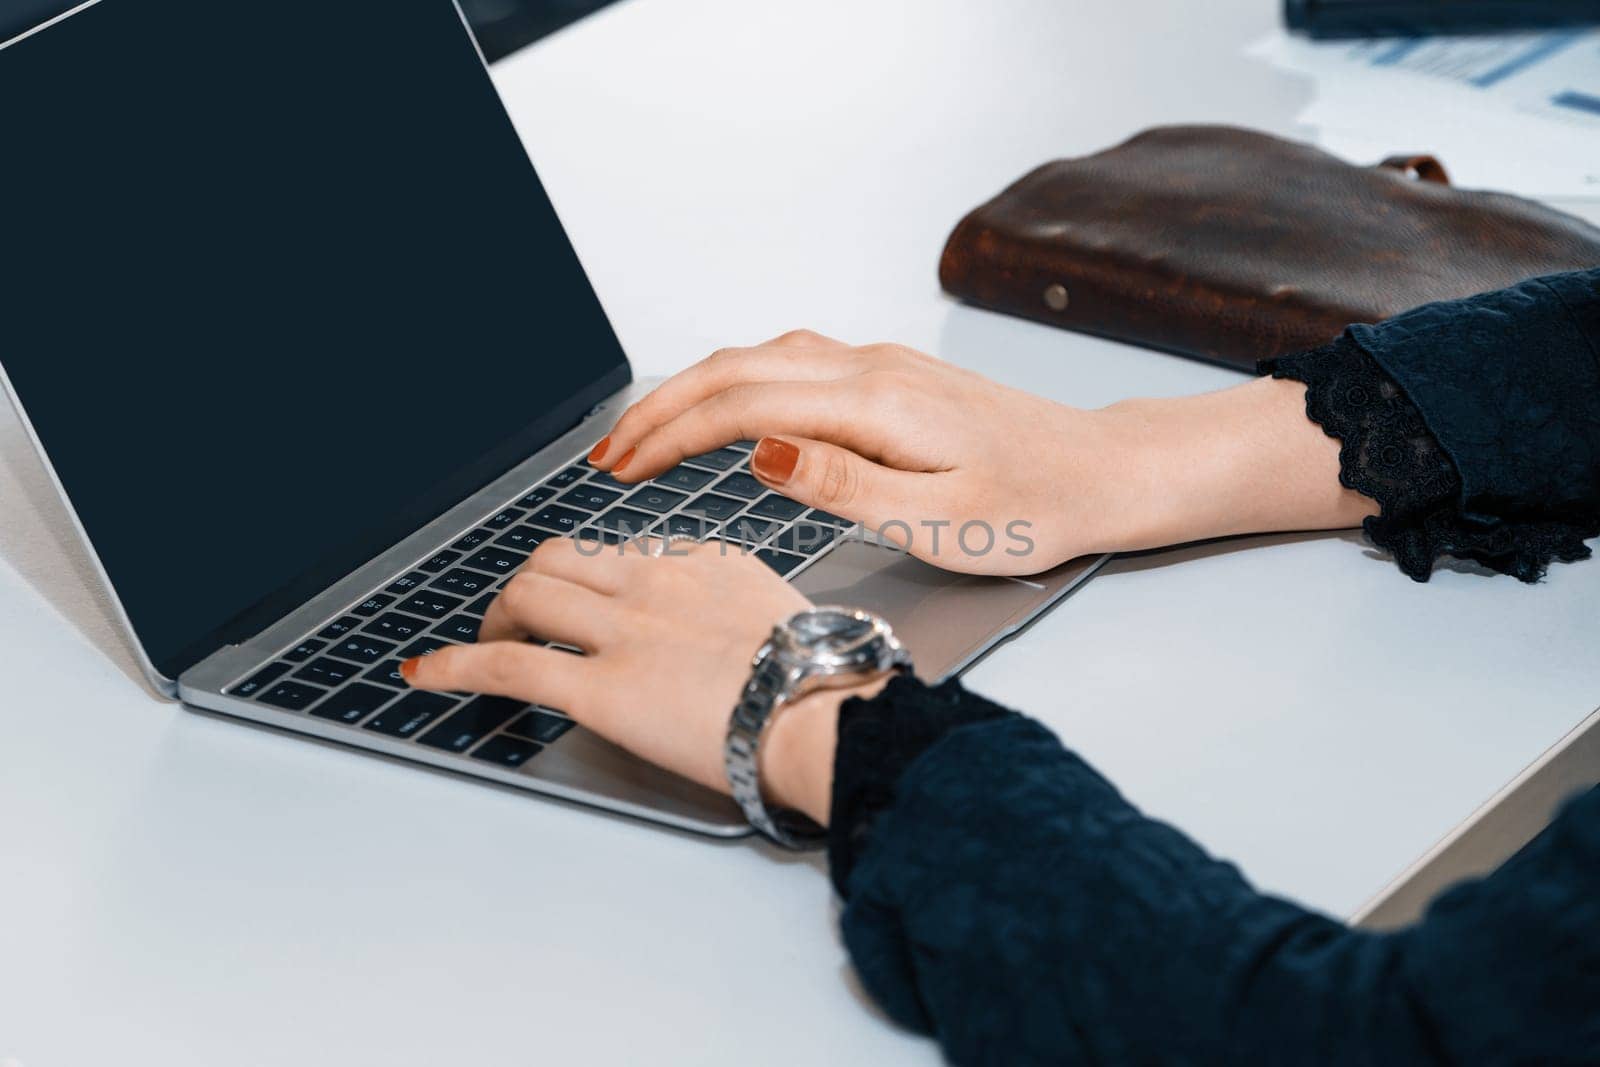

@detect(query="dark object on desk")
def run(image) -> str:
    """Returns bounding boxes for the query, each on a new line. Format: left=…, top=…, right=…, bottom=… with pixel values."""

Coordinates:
left=459, top=0, right=617, bottom=62
left=0, top=0, right=613, bottom=65
left=938, top=125, right=1600, bottom=372
left=1285, top=0, right=1600, bottom=39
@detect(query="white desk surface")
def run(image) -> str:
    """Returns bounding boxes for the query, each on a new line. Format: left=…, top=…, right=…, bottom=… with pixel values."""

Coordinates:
left=3, top=1, right=1597, bottom=1063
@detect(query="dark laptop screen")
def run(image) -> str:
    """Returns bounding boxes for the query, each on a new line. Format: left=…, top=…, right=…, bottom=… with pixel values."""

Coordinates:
left=0, top=0, right=631, bottom=680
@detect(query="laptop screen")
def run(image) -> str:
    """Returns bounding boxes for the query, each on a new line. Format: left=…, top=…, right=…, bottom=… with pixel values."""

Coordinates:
left=0, top=0, right=631, bottom=680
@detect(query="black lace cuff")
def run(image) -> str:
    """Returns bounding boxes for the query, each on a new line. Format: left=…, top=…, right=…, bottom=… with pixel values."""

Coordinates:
left=828, top=674, right=1014, bottom=898
left=1261, top=335, right=1597, bottom=583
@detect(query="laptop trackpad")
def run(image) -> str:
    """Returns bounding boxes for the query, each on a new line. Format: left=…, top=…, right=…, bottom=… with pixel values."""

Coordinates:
left=793, top=540, right=1048, bottom=680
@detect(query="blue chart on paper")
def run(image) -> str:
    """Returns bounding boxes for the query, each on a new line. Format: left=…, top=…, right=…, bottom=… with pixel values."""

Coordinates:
left=1347, top=29, right=1600, bottom=128
left=1552, top=90, right=1600, bottom=117
left=1251, top=25, right=1598, bottom=197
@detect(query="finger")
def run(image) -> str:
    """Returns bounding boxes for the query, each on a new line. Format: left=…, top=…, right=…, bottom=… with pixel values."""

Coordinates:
left=748, top=434, right=944, bottom=543
left=612, top=378, right=915, bottom=482
left=404, top=640, right=589, bottom=708
left=519, top=536, right=645, bottom=596
left=479, top=570, right=621, bottom=648
left=593, top=343, right=864, bottom=470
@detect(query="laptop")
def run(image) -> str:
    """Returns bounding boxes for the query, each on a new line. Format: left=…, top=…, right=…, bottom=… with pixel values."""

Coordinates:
left=0, top=0, right=1105, bottom=836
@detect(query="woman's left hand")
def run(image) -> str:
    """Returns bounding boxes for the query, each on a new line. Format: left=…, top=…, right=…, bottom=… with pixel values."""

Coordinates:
left=400, top=537, right=877, bottom=825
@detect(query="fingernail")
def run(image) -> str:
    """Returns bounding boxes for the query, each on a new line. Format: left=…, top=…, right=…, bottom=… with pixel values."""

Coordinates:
left=752, top=437, right=799, bottom=484
left=587, top=435, right=611, bottom=465
left=399, top=657, right=421, bottom=685
left=613, top=446, right=637, bottom=474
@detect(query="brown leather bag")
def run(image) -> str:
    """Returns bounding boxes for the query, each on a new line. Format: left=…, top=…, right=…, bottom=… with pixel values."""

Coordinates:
left=938, top=125, right=1600, bottom=370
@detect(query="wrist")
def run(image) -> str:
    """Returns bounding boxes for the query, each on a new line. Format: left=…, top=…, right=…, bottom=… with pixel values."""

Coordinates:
left=759, top=674, right=891, bottom=828
left=1097, top=377, right=1375, bottom=551
left=1095, top=390, right=1260, bottom=549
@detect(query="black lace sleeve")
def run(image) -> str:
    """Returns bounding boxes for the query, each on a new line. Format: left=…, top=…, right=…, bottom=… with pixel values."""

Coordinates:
left=1262, top=334, right=1592, bottom=582
left=827, top=674, right=1012, bottom=897
left=1260, top=269, right=1600, bottom=583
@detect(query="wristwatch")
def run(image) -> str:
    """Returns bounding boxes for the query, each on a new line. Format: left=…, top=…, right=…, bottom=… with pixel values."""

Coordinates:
left=724, top=606, right=912, bottom=849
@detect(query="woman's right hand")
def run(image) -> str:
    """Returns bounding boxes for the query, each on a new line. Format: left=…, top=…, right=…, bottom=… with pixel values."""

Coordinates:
left=586, top=331, right=1376, bottom=575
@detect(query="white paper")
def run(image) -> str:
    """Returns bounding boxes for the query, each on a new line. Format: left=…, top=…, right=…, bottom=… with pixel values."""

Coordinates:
left=1249, top=28, right=1600, bottom=199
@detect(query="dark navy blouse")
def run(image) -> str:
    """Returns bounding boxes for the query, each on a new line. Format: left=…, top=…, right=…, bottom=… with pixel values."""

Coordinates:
left=828, top=269, right=1600, bottom=1065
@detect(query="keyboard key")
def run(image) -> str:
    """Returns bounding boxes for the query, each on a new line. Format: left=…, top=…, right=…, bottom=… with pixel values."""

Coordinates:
left=310, top=683, right=394, bottom=725
left=419, top=549, right=461, bottom=573
left=516, top=485, right=556, bottom=509
left=325, top=633, right=398, bottom=665
left=773, top=522, right=841, bottom=555
left=471, top=734, right=543, bottom=768
left=807, top=508, right=853, bottom=527
left=505, top=709, right=575, bottom=745
left=463, top=546, right=528, bottom=575
left=528, top=504, right=589, bottom=534
left=684, top=447, right=743, bottom=471
left=724, top=516, right=780, bottom=544
left=496, top=525, right=552, bottom=553
left=592, top=507, right=657, bottom=536
left=655, top=465, right=716, bottom=493
left=418, top=695, right=525, bottom=753
left=258, top=680, right=325, bottom=711
left=585, top=470, right=628, bottom=489
left=397, top=590, right=464, bottom=620
left=400, top=636, right=453, bottom=658
left=431, top=568, right=495, bottom=598
left=549, top=466, right=588, bottom=488
left=559, top=484, right=622, bottom=511
left=363, top=611, right=431, bottom=642
left=623, top=485, right=688, bottom=514
left=755, top=548, right=806, bottom=576
left=748, top=494, right=807, bottom=522
left=352, top=593, right=395, bottom=617
left=452, top=528, right=494, bottom=552
left=485, top=507, right=524, bottom=530
left=385, top=571, right=428, bottom=595
left=317, top=616, right=361, bottom=640
left=432, top=615, right=481, bottom=642
left=230, top=662, right=289, bottom=698
left=284, top=639, right=325, bottom=663
left=364, top=659, right=408, bottom=688
left=576, top=527, right=628, bottom=545
left=292, top=657, right=363, bottom=688
left=728, top=439, right=757, bottom=451
left=663, top=513, right=715, bottom=539
left=684, top=493, right=746, bottom=522
left=715, top=472, right=766, bottom=499
left=463, top=592, right=498, bottom=617
left=362, top=692, right=458, bottom=738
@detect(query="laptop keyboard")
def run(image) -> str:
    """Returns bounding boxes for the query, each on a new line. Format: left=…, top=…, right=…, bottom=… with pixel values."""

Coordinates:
left=226, top=441, right=856, bottom=768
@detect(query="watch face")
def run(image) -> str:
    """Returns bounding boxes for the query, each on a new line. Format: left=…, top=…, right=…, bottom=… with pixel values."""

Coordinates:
left=785, top=608, right=880, bottom=659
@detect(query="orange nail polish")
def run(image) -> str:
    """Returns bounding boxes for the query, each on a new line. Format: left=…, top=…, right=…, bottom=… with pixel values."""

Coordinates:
left=399, top=657, right=421, bottom=684
left=612, top=446, right=637, bottom=474
left=752, top=437, right=799, bottom=484
left=587, top=436, right=611, bottom=465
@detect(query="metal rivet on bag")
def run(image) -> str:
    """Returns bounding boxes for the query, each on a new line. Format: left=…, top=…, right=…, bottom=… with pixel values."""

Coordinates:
left=1043, top=283, right=1069, bottom=311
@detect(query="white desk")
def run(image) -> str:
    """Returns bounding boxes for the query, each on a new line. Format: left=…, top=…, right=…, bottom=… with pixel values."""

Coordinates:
left=3, top=2, right=1597, bottom=1063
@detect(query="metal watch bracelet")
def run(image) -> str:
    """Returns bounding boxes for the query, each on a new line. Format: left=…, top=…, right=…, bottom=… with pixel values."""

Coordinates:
left=724, top=622, right=911, bottom=849
left=724, top=650, right=828, bottom=849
